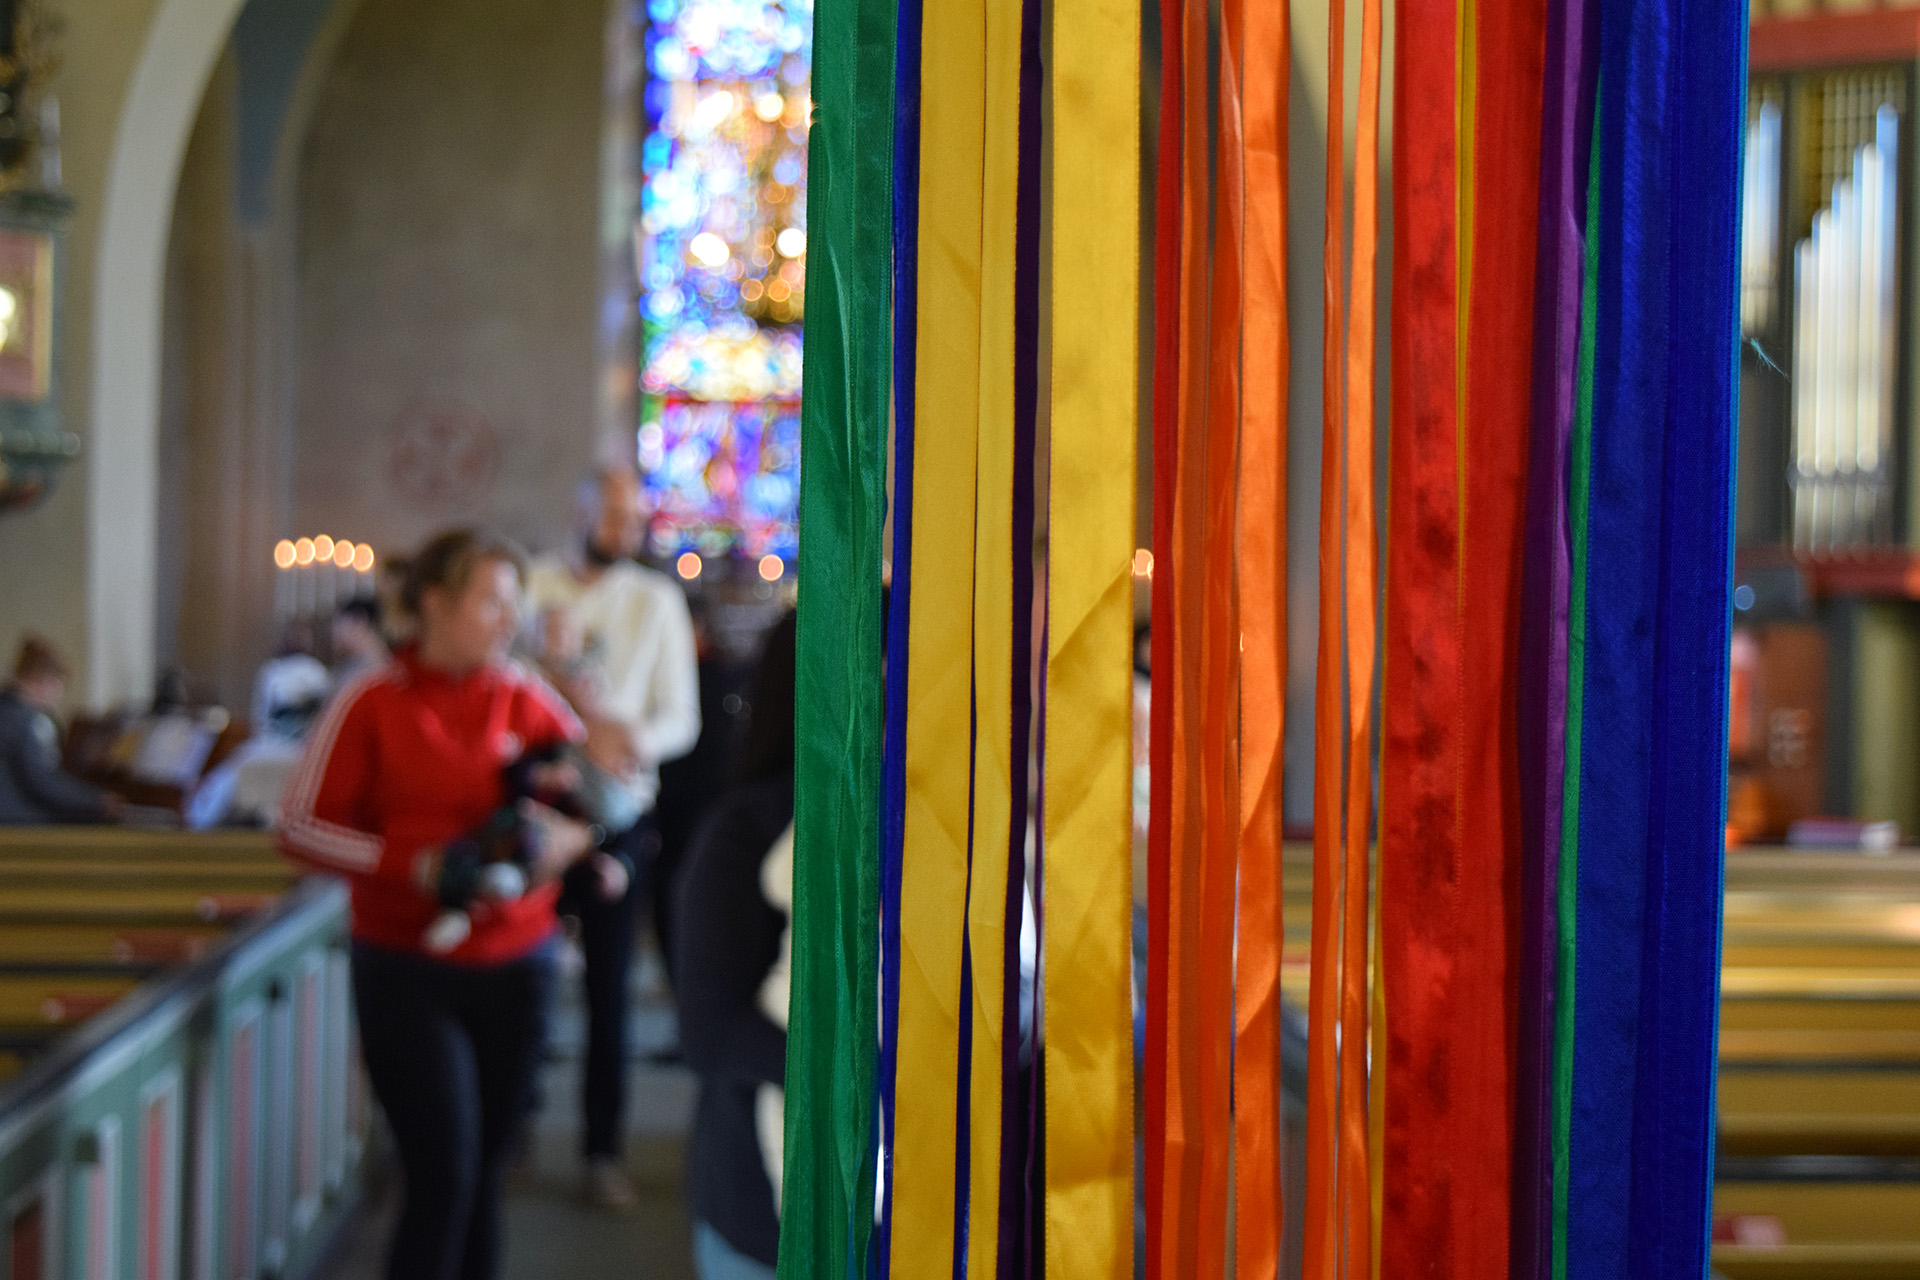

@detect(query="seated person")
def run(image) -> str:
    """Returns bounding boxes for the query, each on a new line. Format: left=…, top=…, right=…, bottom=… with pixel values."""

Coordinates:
left=330, top=597, right=390, bottom=692
left=185, top=637, right=336, bottom=831
left=0, top=635, right=119, bottom=825
left=252, top=623, right=332, bottom=739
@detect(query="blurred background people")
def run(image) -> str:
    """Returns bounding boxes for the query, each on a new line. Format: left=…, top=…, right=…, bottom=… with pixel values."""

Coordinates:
left=0, top=635, right=121, bottom=825
left=673, top=610, right=795, bottom=1280
left=332, top=596, right=391, bottom=691
left=189, top=610, right=380, bottom=832
left=281, top=528, right=600, bottom=1280
left=651, top=601, right=756, bottom=994
left=524, top=465, right=700, bottom=1208
left=252, top=621, right=332, bottom=740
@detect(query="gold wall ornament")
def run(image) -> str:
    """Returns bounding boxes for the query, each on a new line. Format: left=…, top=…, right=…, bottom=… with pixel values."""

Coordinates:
left=0, top=0, right=64, bottom=195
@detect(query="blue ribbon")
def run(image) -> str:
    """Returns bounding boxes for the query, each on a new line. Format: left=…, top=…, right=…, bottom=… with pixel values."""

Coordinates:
left=1629, top=0, right=1742, bottom=1270
left=1568, top=0, right=1740, bottom=1272
left=876, top=0, right=923, bottom=1268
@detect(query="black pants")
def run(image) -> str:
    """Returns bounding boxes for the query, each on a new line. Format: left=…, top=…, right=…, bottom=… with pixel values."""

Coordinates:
left=559, top=817, right=657, bottom=1159
left=352, top=941, right=554, bottom=1280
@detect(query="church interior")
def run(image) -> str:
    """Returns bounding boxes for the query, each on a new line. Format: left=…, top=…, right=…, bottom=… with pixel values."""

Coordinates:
left=0, top=0, right=1916, bottom=1276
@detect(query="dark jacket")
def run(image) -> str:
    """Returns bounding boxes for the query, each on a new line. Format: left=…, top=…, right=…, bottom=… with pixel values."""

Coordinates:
left=673, top=776, right=793, bottom=1266
left=0, top=688, right=111, bottom=824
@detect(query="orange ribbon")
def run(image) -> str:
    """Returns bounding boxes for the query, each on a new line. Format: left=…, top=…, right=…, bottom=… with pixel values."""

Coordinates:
left=1233, top=0, right=1290, bottom=1269
left=1158, top=0, right=1214, bottom=1269
left=1301, top=0, right=1350, bottom=1261
left=1340, top=0, right=1384, bottom=1273
left=1307, top=0, right=1384, bottom=1270
left=1194, top=0, right=1246, bottom=1266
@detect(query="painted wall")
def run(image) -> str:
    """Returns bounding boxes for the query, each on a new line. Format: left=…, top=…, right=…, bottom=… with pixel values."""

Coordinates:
left=290, top=0, right=606, bottom=563
left=1852, top=602, right=1920, bottom=836
left=0, top=0, right=180, bottom=704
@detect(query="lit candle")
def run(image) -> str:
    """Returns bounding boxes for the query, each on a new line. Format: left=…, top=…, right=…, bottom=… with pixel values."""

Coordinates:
left=274, top=540, right=297, bottom=619
left=295, top=538, right=317, bottom=617
left=355, top=544, right=376, bottom=601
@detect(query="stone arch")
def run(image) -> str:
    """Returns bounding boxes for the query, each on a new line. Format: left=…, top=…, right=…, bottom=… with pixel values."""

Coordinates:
left=87, top=0, right=364, bottom=704
left=86, top=0, right=252, bottom=703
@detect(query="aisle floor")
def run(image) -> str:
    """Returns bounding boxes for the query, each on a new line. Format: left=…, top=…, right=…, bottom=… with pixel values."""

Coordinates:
left=320, top=943, right=702, bottom=1280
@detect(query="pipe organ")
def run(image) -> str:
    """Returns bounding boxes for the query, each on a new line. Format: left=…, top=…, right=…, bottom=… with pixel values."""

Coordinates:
left=1743, top=67, right=1913, bottom=554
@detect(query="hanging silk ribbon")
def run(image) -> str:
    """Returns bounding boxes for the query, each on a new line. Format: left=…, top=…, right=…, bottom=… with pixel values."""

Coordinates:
left=995, top=0, right=1047, bottom=1267
left=966, top=0, right=1024, bottom=1261
left=1144, top=0, right=1184, bottom=1258
left=1379, top=0, right=1540, bottom=1265
left=1515, top=0, right=1595, bottom=1272
left=1302, top=0, right=1351, bottom=1262
left=1337, top=0, right=1382, bottom=1272
left=779, top=0, right=894, bottom=1265
left=1378, top=0, right=1461, bottom=1268
left=1158, top=0, right=1213, bottom=1267
left=1567, top=43, right=1660, bottom=1268
left=1305, top=0, right=1385, bottom=1269
left=1193, top=0, right=1245, bottom=1264
left=876, top=0, right=923, bottom=1261
left=1233, top=0, right=1289, bottom=1266
left=885, top=0, right=983, bottom=1267
left=1042, top=0, right=1139, bottom=1267
left=1629, top=6, right=1739, bottom=1270
left=1551, top=109, right=1600, bottom=1280
left=1566, top=0, right=1741, bottom=1267
left=1452, top=0, right=1545, bottom=1265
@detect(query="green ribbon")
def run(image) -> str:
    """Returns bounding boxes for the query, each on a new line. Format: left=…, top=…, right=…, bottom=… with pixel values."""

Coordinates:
left=1550, top=88, right=1601, bottom=1280
left=778, top=0, right=895, bottom=1270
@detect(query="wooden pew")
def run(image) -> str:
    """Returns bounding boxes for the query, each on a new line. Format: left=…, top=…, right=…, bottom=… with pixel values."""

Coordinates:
left=1713, top=849, right=1920, bottom=1275
left=0, top=826, right=283, bottom=862
left=1712, top=1183, right=1920, bottom=1279
left=0, top=829, right=360, bottom=1280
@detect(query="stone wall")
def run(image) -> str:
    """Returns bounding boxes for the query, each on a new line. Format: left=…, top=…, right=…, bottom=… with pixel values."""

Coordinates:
left=290, top=0, right=606, bottom=565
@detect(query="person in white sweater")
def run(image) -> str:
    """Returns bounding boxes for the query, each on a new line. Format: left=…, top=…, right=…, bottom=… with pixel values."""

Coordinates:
left=525, top=465, right=701, bottom=1207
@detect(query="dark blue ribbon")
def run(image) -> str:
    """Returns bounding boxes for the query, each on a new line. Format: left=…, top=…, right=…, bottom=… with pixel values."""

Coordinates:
left=1628, top=0, right=1742, bottom=1270
left=1569, top=0, right=1740, bottom=1271
left=876, top=0, right=923, bottom=1267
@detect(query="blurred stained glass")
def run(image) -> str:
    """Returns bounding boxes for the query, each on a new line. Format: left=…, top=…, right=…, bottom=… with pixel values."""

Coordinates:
left=640, top=0, right=809, bottom=562
left=640, top=401, right=801, bottom=560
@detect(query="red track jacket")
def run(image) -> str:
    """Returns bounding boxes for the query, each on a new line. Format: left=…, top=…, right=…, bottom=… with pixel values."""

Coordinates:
left=279, top=649, right=582, bottom=964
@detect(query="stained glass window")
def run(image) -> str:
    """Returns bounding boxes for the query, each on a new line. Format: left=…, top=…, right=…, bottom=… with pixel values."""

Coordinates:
left=639, top=0, right=810, bottom=564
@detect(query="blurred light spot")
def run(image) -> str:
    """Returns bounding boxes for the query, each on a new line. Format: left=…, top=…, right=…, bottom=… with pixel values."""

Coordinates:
left=690, top=232, right=730, bottom=268
left=333, top=540, right=357, bottom=569
left=274, top=540, right=297, bottom=570
left=677, top=551, right=703, bottom=580
left=313, top=535, right=336, bottom=562
left=776, top=227, right=806, bottom=258
left=694, top=89, right=736, bottom=132
left=754, top=92, right=785, bottom=121
left=759, top=554, right=784, bottom=582
left=1131, top=548, right=1153, bottom=578
left=1734, top=583, right=1756, bottom=611
left=294, top=538, right=317, bottom=567
left=354, top=545, right=376, bottom=573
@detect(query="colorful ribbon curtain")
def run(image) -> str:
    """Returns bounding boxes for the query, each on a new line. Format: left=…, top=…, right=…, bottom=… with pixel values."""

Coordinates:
left=787, top=0, right=1741, bottom=1269
left=787, top=0, right=1138, bottom=1265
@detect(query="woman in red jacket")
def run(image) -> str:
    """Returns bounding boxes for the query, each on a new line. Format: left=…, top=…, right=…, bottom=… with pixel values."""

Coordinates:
left=281, top=529, right=599, bottom=1280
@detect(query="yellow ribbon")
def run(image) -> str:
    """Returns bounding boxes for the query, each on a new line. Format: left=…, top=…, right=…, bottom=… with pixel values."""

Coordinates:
left=1043, top=0, right=1139, bottom=1266
left=965, top=0, right=1021, bottom=1259
left=889, top=0, right=985, bottom=1266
